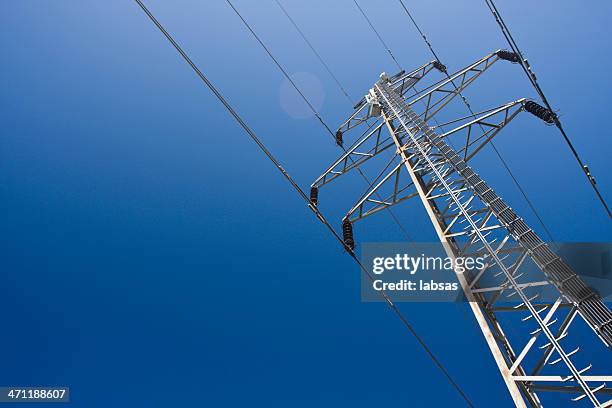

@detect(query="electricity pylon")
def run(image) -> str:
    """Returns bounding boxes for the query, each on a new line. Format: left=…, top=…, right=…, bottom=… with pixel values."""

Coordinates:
left=312, top=51, right=612, bottom=407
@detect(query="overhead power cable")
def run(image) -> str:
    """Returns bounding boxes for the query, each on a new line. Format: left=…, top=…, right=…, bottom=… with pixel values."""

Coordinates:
left=396, top=0, right=441, bottom=63
left=395, top=0, right=557, bottom=243
left=224, top=0, right=336, bottom=138
left=484, top=0, right=611, bottom=218
left=352, top=0, right=402, bottom=71
left=225, top=0, right=414, bottom=242
left=132, top=1, right=474, bottom=406
left=274, top=0, right=354, bottom=105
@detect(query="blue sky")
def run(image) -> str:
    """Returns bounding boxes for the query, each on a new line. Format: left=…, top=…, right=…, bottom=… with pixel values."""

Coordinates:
left=1, top=1, right=611, bottom=407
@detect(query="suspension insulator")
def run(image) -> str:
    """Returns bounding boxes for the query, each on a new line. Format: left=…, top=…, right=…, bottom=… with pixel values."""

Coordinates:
left=310, top=187, right=319, bottom=206
left=524, top=101, right=556, bottom=124
left=342, top=219, right=355, bottom=251
left=433, top=60, right=447, bottom=73
left=583, top=165, right=596, bottom=185
left=496, top=50, right=520, bottom=63
left=335, top=130, right=343, bottom=146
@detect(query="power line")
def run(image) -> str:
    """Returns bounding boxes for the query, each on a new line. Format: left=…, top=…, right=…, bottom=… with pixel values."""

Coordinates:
left=395, top=0, right=557, bottom=244
left=274, top=0, right=354, bottom=104
left=132, top=1, right=474, bottom=405
left=484, top=0, right=611, bottom=218
left=352, top=0, right=402, bottom=71
left=226, top=0, right=415, bottom=242
left=396, top=0, right=441, bottom=62
left=225, top=0, right=336, bottom=137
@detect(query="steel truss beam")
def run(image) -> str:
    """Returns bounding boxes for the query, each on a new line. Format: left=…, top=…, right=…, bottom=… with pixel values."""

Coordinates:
left=345, top=156, right=418, bottom=222
left=312, top=121, right=389, bottom=188
left=338, top=98, right=527, bottom=223
left=336, top=62, right=433, bottom=136
left=437, top=99, right=525, bottom=161
left=407, top=51, right=502, bottom=122
left=313, top=52, right=508, bottom=191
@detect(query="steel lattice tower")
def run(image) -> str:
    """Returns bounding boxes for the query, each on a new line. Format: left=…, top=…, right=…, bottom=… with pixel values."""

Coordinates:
left=312, top=51, right=612, bottom=407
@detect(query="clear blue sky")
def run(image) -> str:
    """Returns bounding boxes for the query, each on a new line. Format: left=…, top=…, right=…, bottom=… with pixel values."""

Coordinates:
left=1, top=1, right=610, bottom=407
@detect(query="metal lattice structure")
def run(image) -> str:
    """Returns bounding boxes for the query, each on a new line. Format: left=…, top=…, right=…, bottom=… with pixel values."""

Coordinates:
left=312, top=51, right=612, bottom=407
